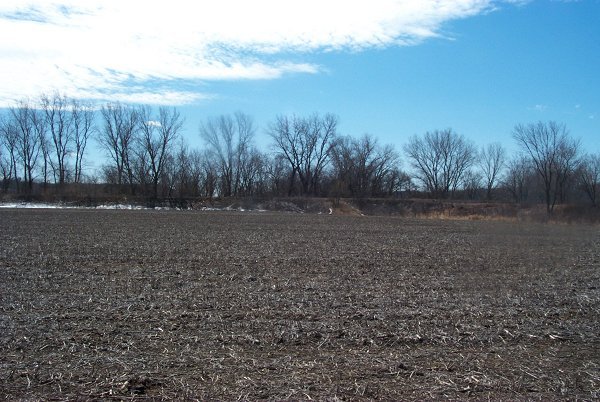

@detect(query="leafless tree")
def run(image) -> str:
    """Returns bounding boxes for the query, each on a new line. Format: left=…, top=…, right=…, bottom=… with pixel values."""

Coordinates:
left=28, top=106, right=52, bottom=188
left=201, top=150, right=219, bottom=198
left=71, top=99, right=95, bottom=183
left=263, top=154, right=290, bottom=196
left=513, top=121, right=580, bottom=212
left=199, top=112, right=256, bottom=197
left=503, top=156, right=534, bottom=204
left=0, top=142, right=8, bottom=192
left=0, top=118, right=16, bottom=192
left=0, top=116, right=19, bottom=192
left=404, top=129, right=476, bottom=198
left=330, top=135, right=354, bottom=197
left=353, top=134, right=380, bottom=197
left=479, top=142, right=506, bottom=200
left=138, top=106, right=183, bottom=198
left=234, top=146, right=260, bottom=196
left=99, top=103, right=139, bottom=193
left=331, top=134, right=400, bottom=198
left=10, top=100, right=40, bottom=191
left=578, top=153, right=600, bottom=206
left=41, top=93, right=73, bottom=185
left=268, top=113, right=337, bottom=196
left=170, top=140, right=206, bottom=198
left=463, top=169, right=483, bottom=200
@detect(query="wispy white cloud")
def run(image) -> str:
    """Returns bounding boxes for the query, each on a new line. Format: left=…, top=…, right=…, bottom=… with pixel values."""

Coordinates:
left=531, top=104, right=548, bottom=112
left=0, top=0, right=518, bottom=106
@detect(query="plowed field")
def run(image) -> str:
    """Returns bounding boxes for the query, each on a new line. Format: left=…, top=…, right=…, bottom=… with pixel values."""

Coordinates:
left=1, top=209, right=598, bottom=400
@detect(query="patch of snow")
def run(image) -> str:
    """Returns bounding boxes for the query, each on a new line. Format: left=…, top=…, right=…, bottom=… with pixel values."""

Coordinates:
left=0, top=202, right=268, bottom=213
left=0, top=202, right=71, bottom=209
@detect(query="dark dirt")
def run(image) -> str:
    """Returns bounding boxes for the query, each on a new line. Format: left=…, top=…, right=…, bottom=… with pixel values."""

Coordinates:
left=0, top=209, right=599, bottom=400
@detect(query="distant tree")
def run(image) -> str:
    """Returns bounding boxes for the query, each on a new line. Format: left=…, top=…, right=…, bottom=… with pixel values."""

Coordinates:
left=170, top=140, right=212, bottom=198
left=28, top=106, right=52, bottom=188
left=201, top=150, right=219, bottom=198
left=330, top=134, right=400, bottom=198
left=503, top=156, right=534, bottom=204
left=99, top=103, right=139, bottom=194
left=10, top=100, right=40, bottom=191
left=264, top=154, right=290, bottom=196
left=0, top=116, right=19, bottom=192
left=268, top=113, right=337, bottom=196
left=463, top=169, right=483, bottom=200
left=71, top=99, right=95, bottom=183
left=578, top=153, right=600, bottom=206
left=479, top=142, right=506, bottom=200
left=138, top=106, right=183, bottom=198
left=404, top=129, right=476, bottom=198
left=0, top=136, right=12, bottom=193
left=513, top=121, right=580, bottom=212
left=237, top=148, right=266, bottom=196
left=41, top=93, right=72, bottom=185
left=200, top=112, right=256, bottom=197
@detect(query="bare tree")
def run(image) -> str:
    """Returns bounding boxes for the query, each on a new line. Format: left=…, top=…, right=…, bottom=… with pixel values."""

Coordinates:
left=513, top=121, right=580, bottom=212
left=0, top=136, right=12, bottom=193
left=479, top=142, right=506, bottom=200
left=579, top=153, right=600, bottom=206
left=201, top=150, right=218, bottom=198
left=352, top=134, right=380, bottom=197
left=0, top=141, right=8, bottom=192
left=41, top=93, right=72, bottom=185
left=0, top=116, right=19, bottom=192
left=28, top=106, right=52, bottom=188
left=305, top=114, right=337, bottom=195
left=99, top=103, right=139, bottom=193
left=463, top=169, right=483, bottom=200
left=199, top=112, right=255, bottom=197
left=10, top=100, right=40, bottom=191
left=71, top=99, right=95, bottom=183
left=268, top=113, right=337, bottom=196
left=138, top=106, right=183, bottom=198
left=268, top=115, right=301, bottom=196
left=263, top=154, right=290, bottom=196
left=503, top=156, right=534, bottom=204
left=331, top=134, right=400, bottom=198
left=170, top=140, right=205, bottom=198
left=404, top=129, right=476, bottom=198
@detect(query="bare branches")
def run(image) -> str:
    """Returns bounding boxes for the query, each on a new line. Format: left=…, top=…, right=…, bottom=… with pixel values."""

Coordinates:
left=99, top=103, right=139, bottom=193
left=268, top=113, right=338, bottom=196
left=0, top=116, right=18, bottom=192
left=503, top=156, right=534, bottom=204
left=200, top=112, right=260, bottom=197
left=71, top=99, right=95, bottom=184
left=138, top=106, right=183, bottom=198
left=404, top=129, right=476, bottom=198
left=10, top=100, right=40, bottom=191
left=330, top=134, right=401, bottom=198
left=479, top=143, right=506, bottom=200
left=41, top=92, right=72, bottom=185
left=513, top=121, right=580, bottom=212
left=578, top=153, right=600, bottom=206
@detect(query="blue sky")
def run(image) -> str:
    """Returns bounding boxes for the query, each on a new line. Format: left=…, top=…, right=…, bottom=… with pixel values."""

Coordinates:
left=1, top=0, right=599, bottom=161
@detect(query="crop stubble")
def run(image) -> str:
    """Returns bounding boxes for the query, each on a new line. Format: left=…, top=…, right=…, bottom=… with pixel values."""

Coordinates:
left=0, top=209, right=599, bottom=400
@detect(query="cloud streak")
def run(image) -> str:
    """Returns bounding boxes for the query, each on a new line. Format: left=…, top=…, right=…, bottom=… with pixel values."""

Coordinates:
left=1, top=0, right=516, bottom=106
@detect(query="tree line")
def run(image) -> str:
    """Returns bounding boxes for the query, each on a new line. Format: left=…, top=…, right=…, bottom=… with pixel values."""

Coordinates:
left=1, top=93, right=599, bottom=211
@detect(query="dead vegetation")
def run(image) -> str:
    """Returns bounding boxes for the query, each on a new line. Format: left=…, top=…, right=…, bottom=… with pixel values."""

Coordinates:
left=0, top=209, right=599, bottom=400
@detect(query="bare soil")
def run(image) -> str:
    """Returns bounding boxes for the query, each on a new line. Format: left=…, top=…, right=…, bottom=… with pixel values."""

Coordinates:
left=0, top=209, right=599, bottom=400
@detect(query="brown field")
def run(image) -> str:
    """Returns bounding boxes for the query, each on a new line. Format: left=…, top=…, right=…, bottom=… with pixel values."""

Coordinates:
left=0, top=209, right=599, bottom=400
